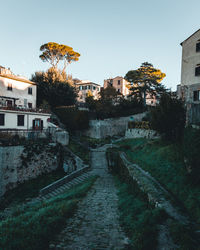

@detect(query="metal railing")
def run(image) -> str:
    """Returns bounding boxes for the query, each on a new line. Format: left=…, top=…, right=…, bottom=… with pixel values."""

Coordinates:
left=0, top=106, right=50, bottom=113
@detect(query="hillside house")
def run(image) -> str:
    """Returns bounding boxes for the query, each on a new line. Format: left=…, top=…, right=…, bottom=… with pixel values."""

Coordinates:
left=0, top=66, right=50, bottom=134
left=75, top=80, right=101, bottom=103
left=104, top=76, right=130, bottom=96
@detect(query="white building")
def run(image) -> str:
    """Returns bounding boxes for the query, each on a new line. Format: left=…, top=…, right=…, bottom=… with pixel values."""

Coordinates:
left=0, top=66, right=51, bottom=132
left=178, top=29, right=200, bottom=103
left=75, top=80, right=101, bottom=103
left=104, top=76, right=130, bottom=96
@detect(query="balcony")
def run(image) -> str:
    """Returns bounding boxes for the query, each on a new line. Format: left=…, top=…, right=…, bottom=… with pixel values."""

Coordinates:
left=0, top=105, right=50, bottom=114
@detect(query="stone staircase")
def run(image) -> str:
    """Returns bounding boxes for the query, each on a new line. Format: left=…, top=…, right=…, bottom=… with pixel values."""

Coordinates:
left=0, top=166, right=93, bottom=220
left=37, top=168, right=92, bottom=201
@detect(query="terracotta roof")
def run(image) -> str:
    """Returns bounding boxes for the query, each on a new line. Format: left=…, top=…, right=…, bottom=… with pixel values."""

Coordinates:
left=180, top=29, right=200, bottom=46
left=0, top=74, right=36, bottom=85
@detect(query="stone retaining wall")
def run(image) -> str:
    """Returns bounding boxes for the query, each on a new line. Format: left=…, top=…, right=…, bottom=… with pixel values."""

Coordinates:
left=125, top=128, right=160, bottom=139
left=84, top=113, right=146, bottom=139
left=0, top=143, right=60, bottom=197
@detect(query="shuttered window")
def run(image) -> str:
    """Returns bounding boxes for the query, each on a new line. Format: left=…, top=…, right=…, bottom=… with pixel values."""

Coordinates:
left=17, top=115, right=24, bottom=126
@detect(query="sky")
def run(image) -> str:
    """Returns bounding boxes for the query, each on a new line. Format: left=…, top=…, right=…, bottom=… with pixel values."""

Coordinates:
left=0, top=0, right=200, bottom=90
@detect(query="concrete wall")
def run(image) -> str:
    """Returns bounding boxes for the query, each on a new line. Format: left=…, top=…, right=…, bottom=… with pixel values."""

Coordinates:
left=54, top=130, right=69, bottom=146
left=0, top=143, right=60, bottom=197
left=84, top=113, right=146, bottom=139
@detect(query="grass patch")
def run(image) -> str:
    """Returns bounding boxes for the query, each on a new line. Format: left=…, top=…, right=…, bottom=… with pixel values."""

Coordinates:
left=107, top=149, right=167, bottom=249
left=117, top=138, right=200, bottom=223
left=169, top=220, right=200, bottom=250
left=0, top=175, right=97, bottom=250
left=0, top=168, right=67, bottom=211
left=68, top=139, right=89, bottom=163
left=78, top=135, right=113, bottom=148
left=114, top=176, right=166, bottom=249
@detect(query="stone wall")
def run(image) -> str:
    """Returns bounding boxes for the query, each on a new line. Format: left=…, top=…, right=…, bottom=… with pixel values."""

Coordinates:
left=0, top=143, right=60, bottom=197
left=84, top=113, right=146, bottom=139
left=54, top=130, right=69, bottom=146
left=125, top=128, right=160, bottom=139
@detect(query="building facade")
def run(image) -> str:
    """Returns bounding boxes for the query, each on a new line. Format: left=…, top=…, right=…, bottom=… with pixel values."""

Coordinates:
left=75, top=80, right=101, bottom=102
left=177, top=29, right=200, bottom=124
left=0, top=66, right=50, bottom=132
left=178, top=29, right=200, bottom=103
left=104, top=76, right=130, bottom=96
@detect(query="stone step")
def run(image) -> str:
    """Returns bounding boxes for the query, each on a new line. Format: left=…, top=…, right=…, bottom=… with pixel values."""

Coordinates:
left=38, top=169, right=92, bottom=200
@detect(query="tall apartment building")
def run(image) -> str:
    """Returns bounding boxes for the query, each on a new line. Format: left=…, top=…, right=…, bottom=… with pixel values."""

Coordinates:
left=104, top=76, right=130, bottom=96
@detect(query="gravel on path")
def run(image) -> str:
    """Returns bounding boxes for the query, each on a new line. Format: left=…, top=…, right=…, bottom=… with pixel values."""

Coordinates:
left=49, top=145, right=130, bottom=250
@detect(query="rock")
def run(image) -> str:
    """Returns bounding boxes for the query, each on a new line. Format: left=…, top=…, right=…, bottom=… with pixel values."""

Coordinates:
left=49, top=243, right=55, bottom=249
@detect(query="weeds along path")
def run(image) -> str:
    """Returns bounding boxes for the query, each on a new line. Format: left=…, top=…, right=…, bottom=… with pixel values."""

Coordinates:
left=49, top=145, right=130, bottom=250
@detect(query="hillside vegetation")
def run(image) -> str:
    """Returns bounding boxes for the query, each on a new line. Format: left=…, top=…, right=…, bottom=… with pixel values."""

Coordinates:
left=117, top=138, right=200, bottom=223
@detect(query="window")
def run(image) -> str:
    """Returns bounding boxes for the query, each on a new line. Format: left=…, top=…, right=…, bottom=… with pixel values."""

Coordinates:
left=32, top=119, right=43, bottom=130
left=117, top=89, right=120, bottom=93
left=88, top=85, right=91, bottom=89
left=118, top=80, right=121, bottom=85
left=196, top=41, right=200, bottom=52
left=195, top=65, right=200, bottom=76
left=93, top=86, right=96, bottom=90
left=0, top=114, right=5, bottom=126
left=17, top=115, right=24, bottom=126
left=28, top=103, right=32, bottom=109
left=6, top=100, right=13, bottom=107
left=28, top=87, right=32, bottom=95
left=193, top=90, right=200, bottom=101
left=7, top=83, right=12, bottom=91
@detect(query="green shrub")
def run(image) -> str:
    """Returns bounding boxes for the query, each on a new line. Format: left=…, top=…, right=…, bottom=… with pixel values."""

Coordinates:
left=151, top=93, right=186, bottom=141
left=0, top=176, right=97, bottom=250
left=55, top=106, right=89, bottom=132
left=183, top=127, right=200, bottom=185
left=128, top=121, right=150, bottom=129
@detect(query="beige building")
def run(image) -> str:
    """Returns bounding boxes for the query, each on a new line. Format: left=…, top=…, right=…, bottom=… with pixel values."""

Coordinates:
left=0, top=66, right=51, bottom=131
left=104, top=76, right=130, bottom=96
left=178, top=29, right=200, bottom=103
left=75, top=80, right=101, bottom=102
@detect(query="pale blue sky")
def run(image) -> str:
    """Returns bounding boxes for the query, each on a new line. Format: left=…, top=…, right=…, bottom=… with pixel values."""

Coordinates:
left=0, top=0, right=200, bottom=90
